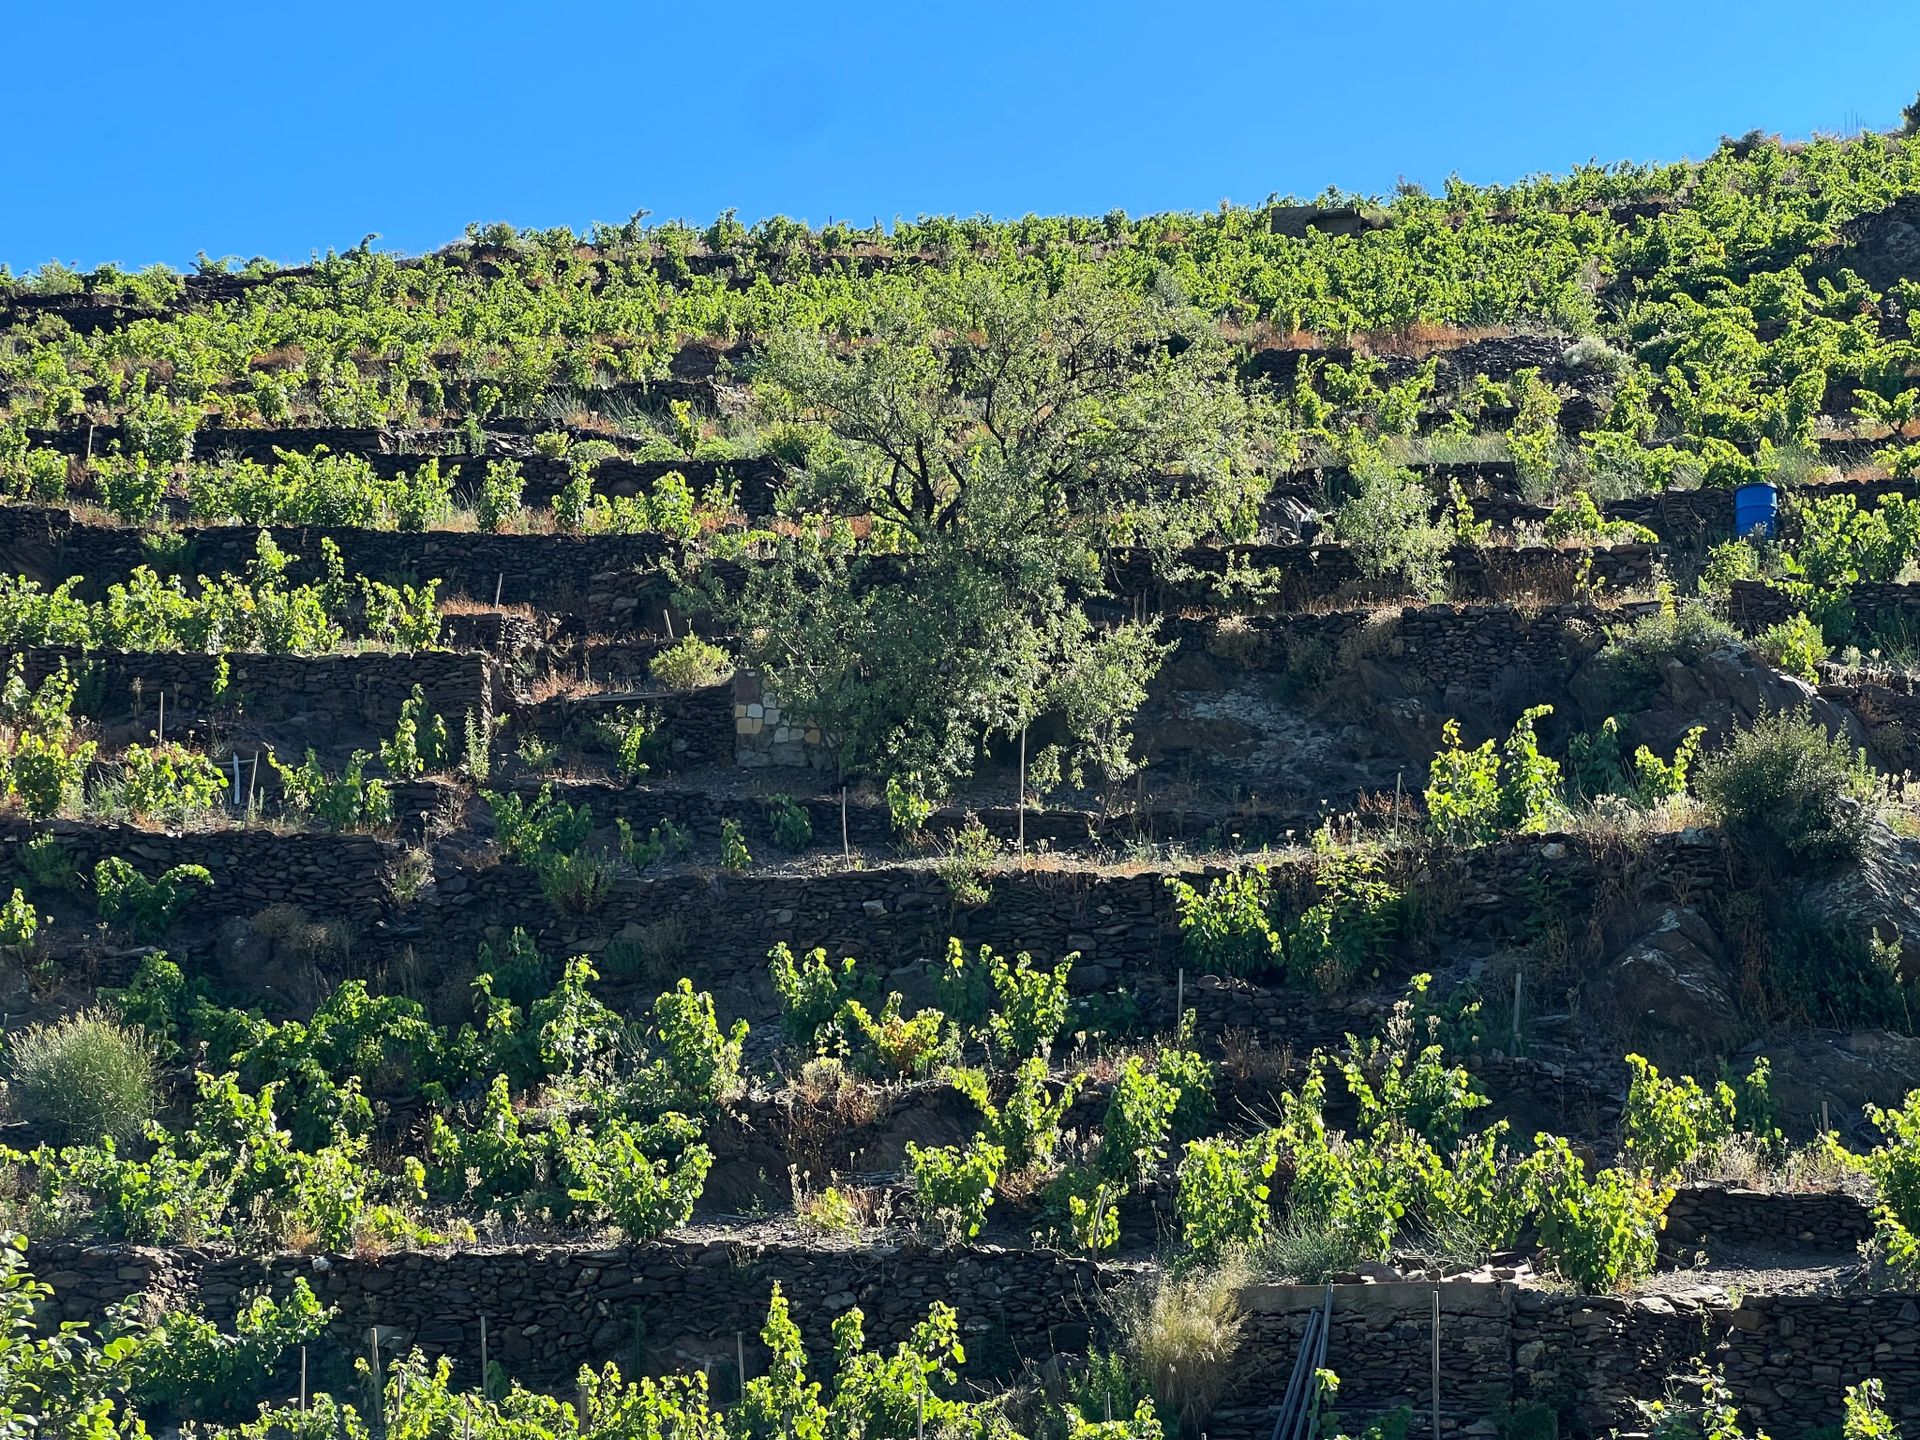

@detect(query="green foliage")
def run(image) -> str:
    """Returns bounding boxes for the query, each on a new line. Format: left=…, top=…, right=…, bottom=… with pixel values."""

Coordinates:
left=952, top=1057, right=1085, bottom=1171
left=114, top=740, right=226, bottom=820
left=564, top=1111, right=712, bottom=1240
left=1859, top=1090, right=1920, bottom=1285
left=1541, top=490, right=1657, bottom=545
left=1754, top=611, right=1828, bottom=682
left=1423, top=719, right=1502, bottom=845
left=270, top=748, right=393, bottom=831
left=1174, top=1132, right=1279, bottom=1262
left=485, top=783, right=592, bottom=861
left=1695, top=710, right=1876, bottom=867
left=1331, top=451, right=1449, bottom=597
left=720, top=816, right=752, bottom=873
left=1100, top=1056, right=1181, bottom=1187
left=476, top=459, right=525, bottom=531
left=118, top=1278, right=332, bottom=1421
left=93, top=857, right=212, bottom=940
left=651, top=634, right=734, bottom=691
left=1594, top=598, right=1740, bottom=700
left=1620, top=1054, right=1737, bottom=1179
left=4, top=1010, right=156, bottom=1144
left=833, top=993, right=953, bottom=1078
left=1522, top=1135, right=1672, bottom=1292
left=768, top=794, right=812, bottom=850
left=1166, top=866, right=1279, bottom=975
left=905, top=1138, right=1003, bottom=1241
left=886, top=771, right=938, bottom=835
left=0, top=888, right=41, bottom=953
left=616, top=816, right=691, bottom=871
left=769, top=943, right=871, bottom=1048
left=649, top=980, right=748, bottom=1112
left=379, top=686, right=451, bottom=779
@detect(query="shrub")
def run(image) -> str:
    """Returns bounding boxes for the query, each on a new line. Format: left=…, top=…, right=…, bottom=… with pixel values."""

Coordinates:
left=1331, top=454, right=1449, bottom=598
left=935, top=815, right=999, bottom=907
left=984, top=946, right=1074, bottom=1059
left=1175, top=1133, right=1279, bottom=1262
left=1542, top=489, right=1658, bottom=545
left=1755, top=611, right=1827, bottom=682
left=6, top=1010, right=157, bottom=1143
left=95, top=453, right=168, bottom=524
left=1424, top=719, right=1502, bottom=845
left=769, top=943, right=869, bottom=1048
left=616, top=816, right=691, bottom=871
left=378, top=686, right=451, bottom=779
left=650, top=634, right=734, bottom=691
left=720, top=817, right=751, bottom=873
left=119, top=1279, right=332, bottom=1421
left=1110, top=1259, right=1247, bottom=1438
left=952, top=1057, right=1084, bottom=1170
left=649, top=979, right=748, bottom=1112
left=475, top=459, right=525, bottom=531
left=1620, top=1054, right=1735, bottom=1179
left=1859, top=1091, right=1920, bottom=1284
left=534, top=846, right=617, bottom=913
left=885, top=771, right=937, bottom=835
left=1695, top=710, right=1876, bottom=867
left=93, top=858, right=212, bottom=941
left=768, top=794, right=812, bottom=850
left=906, top=1138, right=1003, bottom=1241
left=1593, top=599, right=1739, bottom=700
left=562, top=1112, right=712, bottom=1241
left=1167, top=866, right=1279, bottom=975
left=114, top=741, right=226, bottom=821
left=1523, top=1135, right=1672, bottom=1292
left=835, top=993, right=952, bottom=1077
left=1282, top=840, right=1405, bottom=992
left=1100, top=1056, right=1180, bottom=1186
left=0, top=887, right=42, bottom=954
left=485, top=783, right=591, bottom=860
left=270, top=748, right=393, bottom=831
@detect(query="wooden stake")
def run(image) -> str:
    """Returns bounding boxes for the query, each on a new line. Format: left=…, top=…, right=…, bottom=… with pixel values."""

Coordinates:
left=841, top=786, right=849, bottom=859
left=369, top=1329, right=381, bottom=1434
left=737, top=1330, right=747, bottom=1400
left=1512, top=967, right=1523, bottom=1052
left=493, top=572, right=503, bottom=607
left=480, top=1314, right=489, bottom=1402
left=664, top=608, right=674, bottom=640
left=300, top=1345, right=308, bottom=1414
left=1175, top=968, right=1184, bottom=1034
left=157, top=690, right=165, bottom=743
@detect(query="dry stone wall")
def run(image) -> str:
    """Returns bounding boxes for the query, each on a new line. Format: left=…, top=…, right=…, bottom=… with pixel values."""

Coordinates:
left=32, top=1244, right=1917, bottom=1438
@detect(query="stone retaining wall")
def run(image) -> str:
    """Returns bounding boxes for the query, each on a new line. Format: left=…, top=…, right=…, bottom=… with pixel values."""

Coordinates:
left=0, top=816, right=401, bottom=921
left=31, top=1243, right=1917, bottom=1438
left=1, top=646, right=499, bottom=752
left=1662, top=1184, right=1874, bottom=1253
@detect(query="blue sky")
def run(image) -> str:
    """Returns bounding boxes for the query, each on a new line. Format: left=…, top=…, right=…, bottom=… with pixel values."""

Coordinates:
left=5, top=1, right=1919, bottom=272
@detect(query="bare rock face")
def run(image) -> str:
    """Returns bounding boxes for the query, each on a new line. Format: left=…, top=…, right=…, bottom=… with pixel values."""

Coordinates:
left=1834, top=194, right=1920, bottom=292
left=1798, top=822, right=1920, bottom=974
left=1606, top=904, right=1742, bottom=1059
left=1739, top=1028, right=1920, bottom=1141
left=1570, top=644, right=1867, bottom=756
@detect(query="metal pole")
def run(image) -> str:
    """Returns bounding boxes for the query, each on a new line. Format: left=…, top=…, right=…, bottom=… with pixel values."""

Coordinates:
left=157, top=690, right=165, bottom=742
left=494, top=572, right=503, bottom=607
left=1431, top=1289, right=1442, bottom=1440
left=480, top=1314, right=489, bottom=1401
left=841, top=786, right=849, bottom=858
left=369, top=1329, right=381, bottom=1437
left=737, top=1330, right=746, bottom=1400
left=1512, top=966, right=1522, bottom=1052
left=1017, top=727, right=1027, bottom=855
left=1176, top=967, right=1184, bottom=1034
left=300, top=1345, right=307, bottom=1414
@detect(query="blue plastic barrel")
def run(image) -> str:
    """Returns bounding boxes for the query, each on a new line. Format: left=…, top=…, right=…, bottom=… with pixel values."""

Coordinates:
left=1733, top=482, right=1778, bottom=540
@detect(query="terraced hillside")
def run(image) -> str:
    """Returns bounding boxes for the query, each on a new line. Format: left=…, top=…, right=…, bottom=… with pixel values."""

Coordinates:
left=7, top=122, right=1920, bottom=1439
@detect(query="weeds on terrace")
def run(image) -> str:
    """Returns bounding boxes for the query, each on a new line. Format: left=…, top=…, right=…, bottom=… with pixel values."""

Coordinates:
left=4, top=1009, right=157, bottom=1144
